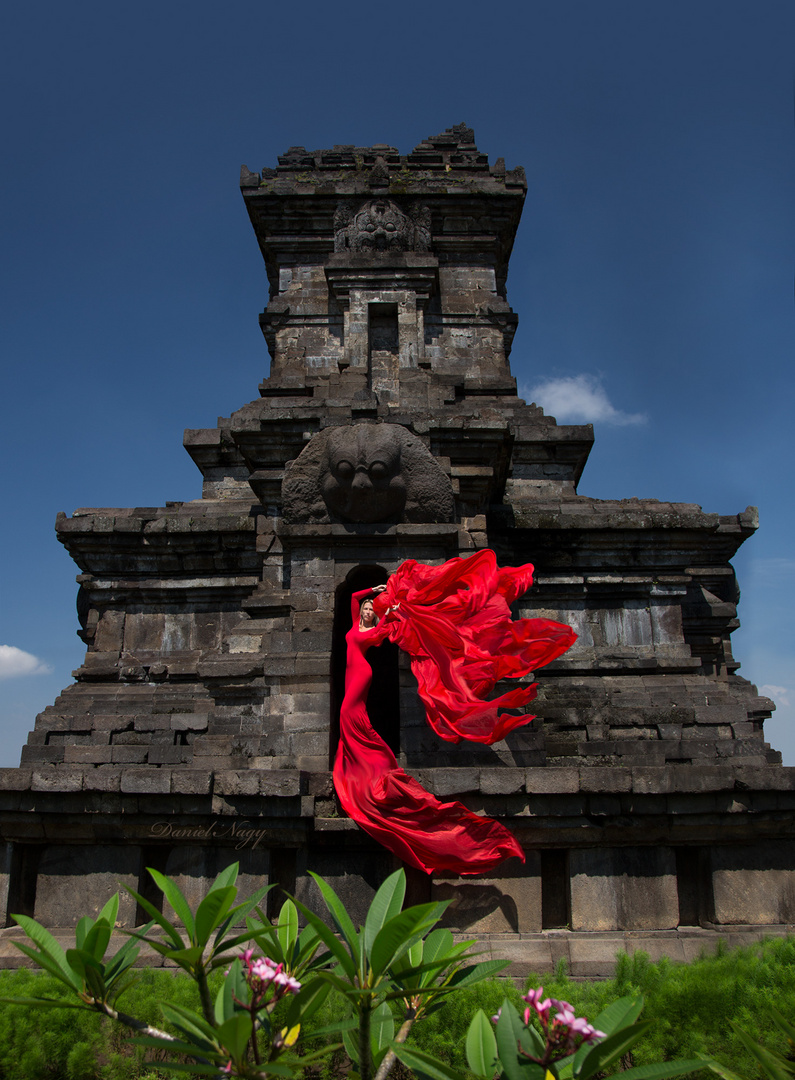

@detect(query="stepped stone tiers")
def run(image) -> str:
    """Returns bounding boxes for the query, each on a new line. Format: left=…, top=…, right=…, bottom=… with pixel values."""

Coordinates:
left=2, top=125, right=793, bottom=971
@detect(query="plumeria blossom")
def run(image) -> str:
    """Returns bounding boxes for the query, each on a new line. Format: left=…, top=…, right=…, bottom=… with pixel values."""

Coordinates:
left=239, top=951, right=302, bottom=1005
left=507, top=986, right=606, bottom=1066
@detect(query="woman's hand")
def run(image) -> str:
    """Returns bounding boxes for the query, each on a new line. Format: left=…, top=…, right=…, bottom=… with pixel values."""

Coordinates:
left=372, top=584, right=388, bottom=594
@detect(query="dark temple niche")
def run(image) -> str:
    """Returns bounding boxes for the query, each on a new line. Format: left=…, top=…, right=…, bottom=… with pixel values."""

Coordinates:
left=282, top=423, right=454, bottom=524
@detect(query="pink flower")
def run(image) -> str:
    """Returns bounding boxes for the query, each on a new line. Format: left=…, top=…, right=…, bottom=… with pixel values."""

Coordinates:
left=523, top=986, right=552, bottom=1022
left=273, top=971, right=301, bottom=994
left=519, top=990, right=606, bottom=1064
left=251, top=958, right=278, bottom=984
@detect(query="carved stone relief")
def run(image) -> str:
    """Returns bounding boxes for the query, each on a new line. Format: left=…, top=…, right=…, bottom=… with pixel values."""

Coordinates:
left=282, top=423, right=455, bottom=524
left=334, top=199, right=431, bottom=254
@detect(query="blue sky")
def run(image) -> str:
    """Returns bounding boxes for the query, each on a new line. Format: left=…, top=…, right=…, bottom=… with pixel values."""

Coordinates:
left=2, top=1, right=793, bottom=765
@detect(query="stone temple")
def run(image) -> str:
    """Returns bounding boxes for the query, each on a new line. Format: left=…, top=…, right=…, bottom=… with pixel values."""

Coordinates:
left=2, top=125, right=793, bottom=973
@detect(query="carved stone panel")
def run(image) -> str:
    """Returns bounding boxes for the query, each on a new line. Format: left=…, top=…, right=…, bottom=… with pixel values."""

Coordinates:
left=334, top=199, right=431, bottom=254
left=282, top=423, right=454, bottom=524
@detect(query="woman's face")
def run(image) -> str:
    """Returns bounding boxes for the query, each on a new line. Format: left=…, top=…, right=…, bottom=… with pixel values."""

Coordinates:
left=360, top=600, right=376, bottom=627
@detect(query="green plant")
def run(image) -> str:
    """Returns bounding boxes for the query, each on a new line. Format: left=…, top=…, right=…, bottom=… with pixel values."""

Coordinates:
left=465, top=987, right=707, bottom=1080
left=291, top=868, right=508, bottom=1080
left=704, top=1008, right=795, bottom=1080
left=0, top=863, right=502, bottom=1080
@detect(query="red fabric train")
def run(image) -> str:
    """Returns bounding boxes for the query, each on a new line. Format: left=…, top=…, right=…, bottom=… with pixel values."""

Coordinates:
left=332, top=549, right=577, bottom=876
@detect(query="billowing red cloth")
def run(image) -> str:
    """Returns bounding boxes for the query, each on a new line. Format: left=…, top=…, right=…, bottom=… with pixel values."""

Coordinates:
left=372, top=549, right=577, bottom=744
left=332, top=550, right=576, bottom=876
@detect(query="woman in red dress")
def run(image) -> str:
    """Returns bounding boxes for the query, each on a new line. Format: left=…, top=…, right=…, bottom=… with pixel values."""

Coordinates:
left=332, top=549, right=576, bottom=877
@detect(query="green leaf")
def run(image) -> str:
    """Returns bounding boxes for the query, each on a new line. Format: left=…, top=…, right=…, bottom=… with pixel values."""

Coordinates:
left=308, top=872, right=360, bottom=956
left=215, top=959, right=249, bottom=1023
left=65, top=946, right=104, bottom=978
left=148, top=869, right=196, bottom=940
left=592, top=993, right=644, bottom=1037
left=210, top=862, right=239, bottom=890
left=363, top=869, right=406, bottom=958
left=700, top=1055, right=747, bottom=1080
left=577, top=1021, right=653, bottom=1080
left=422, top=927, right=454, bottom=964
left=83, top=918, right=112, bottom=963
left=134, top=1064, right=228, bottom=1077
left=371, top=1000, right=395, bottom=1064
left=124, top=934, right=182, bottom=963
left=369, top=903, right=444, bottom=977
left=161, top=944, right=206, bottom=968
left=466, top=1009, right=499, bottom=1078
left=210, top=924, right=273, bottom=967
left=160, top=1002, right=219, bottom=1048
left=732, top=1026, right=792, bottom=1080
left=213, top=884, right=273, bottom=948
left=301, top=1016, right=358, bottom=1039
left=296, top=923, right=322, bottom=963
left=392, top=1042, right=470, bottom=1080
left=11, top=940, right=82, bottom=993
left=312, top=969, right=360, bottom=999
left=97, top=892, right=120, bottom=929
left=123, top=888, right=185, bottom=949
left=617, top=1061, right=712, bottom=1080
left=342, top=1026, right=360, bottom=1065
left=291, top=898, right=357, bottom=980
left=448, top=958, right=508, bottom=988
left=128, top=1034, right=223, bottom=1057
left=83, top=962, right=107, bottom=1001
left=771, top=1010, right=795, bottom=1046
left=216, top=1012, right=253, bottom=1060
left=11, top=914, right=82, bottom=991
left=285, top=977, right=332, bottom=1029
left=75, top=915, right=93, bottom=951
left=495, top=999, right=544, bottom=1080
left=104, top=929, right=146, bottom=987
left=0, top=994, right=85, bottom=1010
left=194, top=885, right=237, bottom=949
left=277, top=898, right=299, bottom=962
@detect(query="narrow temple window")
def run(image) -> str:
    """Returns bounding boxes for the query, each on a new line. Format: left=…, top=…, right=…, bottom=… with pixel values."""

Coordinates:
left=368, top=303, right=399, bottom=395
left=541, top=849, right=571, bottom=929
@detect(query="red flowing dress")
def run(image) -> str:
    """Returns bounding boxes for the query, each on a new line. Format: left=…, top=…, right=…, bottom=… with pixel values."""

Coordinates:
left=332, top=550, right=576, bottom=876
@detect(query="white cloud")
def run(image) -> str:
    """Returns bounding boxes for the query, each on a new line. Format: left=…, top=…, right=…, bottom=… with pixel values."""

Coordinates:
left=0, top=645, right=52, bottom=680
left=748, top=558, right=795, bottom=583
left=522, top=374, right=647, bottom=426
left=760, top=684, right=791, bottom=708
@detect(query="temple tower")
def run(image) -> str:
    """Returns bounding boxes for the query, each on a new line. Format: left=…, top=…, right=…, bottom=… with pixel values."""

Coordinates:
left=2, top=126, right=792, bottom=972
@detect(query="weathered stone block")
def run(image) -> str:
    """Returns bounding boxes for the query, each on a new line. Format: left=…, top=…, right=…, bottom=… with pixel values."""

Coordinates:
left=31, top=768, right=84, bottom=792
left=83, top=766, right=123, bottom=792
left=172, top=771, right=213, bottom=795
left=711, top=841, right=795, bottom=924
left=479, top=769, right=525, bottom=795
left=525, top=767, right=579, bottom=794
left=64, top=745, right=113, bottom=764
left=259, top=771, right=301, bottom=797
left=434, top=854, right=542, bottom=933
left=570, top=847, right=678, bottom=931
left=120, top=769, right=171, bottom=795
left=33, top=846, right=139, bottom=926
left=0, top=769, right=33, bottom=791
left=579, top=767, right=632, bottom=793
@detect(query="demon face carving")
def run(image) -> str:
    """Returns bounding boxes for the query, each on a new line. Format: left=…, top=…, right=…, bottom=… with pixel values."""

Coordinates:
left=282, top=424, right=454, bottom=524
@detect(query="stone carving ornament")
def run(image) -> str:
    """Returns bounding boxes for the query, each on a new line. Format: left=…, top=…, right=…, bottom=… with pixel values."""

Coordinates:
left=281, top=423, right=454, bottom=524
left=334, top=199, right=431, bottom=254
